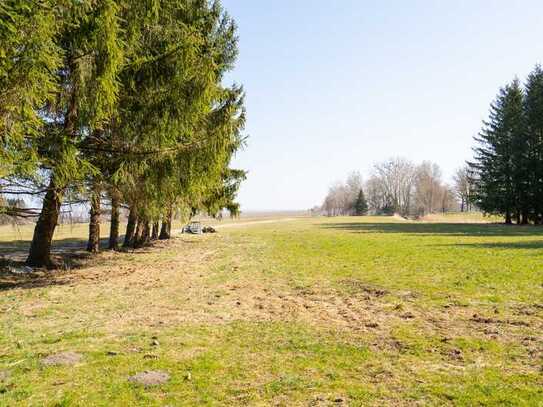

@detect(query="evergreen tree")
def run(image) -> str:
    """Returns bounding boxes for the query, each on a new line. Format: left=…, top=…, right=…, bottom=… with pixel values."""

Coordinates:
left=470, top=80, right=526, bottom=224
left=1, top=0, right=246, bottom=262
left=524, top=65, right=543, bottom=224
left=25, top=1, right=124, bottom=267
left=353, top=189, right=368, bottom=216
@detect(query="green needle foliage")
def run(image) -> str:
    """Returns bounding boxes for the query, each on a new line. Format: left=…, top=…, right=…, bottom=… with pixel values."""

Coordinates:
left=470, top=66, right=543, bottom=225
left=0, top=0, right=60, bottom=178
left=354, top=189, right=369, bottom=216
left=0, top=0, right=246, bottom=265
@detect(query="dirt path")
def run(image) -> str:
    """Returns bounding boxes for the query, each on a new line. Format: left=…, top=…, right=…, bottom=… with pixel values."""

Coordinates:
left=213, top=217, right=299, bottom=229
left=173, top=217, right=300, bottom=233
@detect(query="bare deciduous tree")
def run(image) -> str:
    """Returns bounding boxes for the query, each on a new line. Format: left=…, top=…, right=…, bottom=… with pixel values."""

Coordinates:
left=322, top=172, right=364, bottom=216
left=413, top=161, right=444, bottom=216
left=371, top=158, right=417, bottom=216
left=453, top=166, right=473, bottom=212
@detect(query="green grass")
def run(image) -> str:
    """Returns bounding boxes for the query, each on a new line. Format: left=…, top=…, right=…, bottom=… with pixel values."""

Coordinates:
left=0, top=216, right=542, bottom=406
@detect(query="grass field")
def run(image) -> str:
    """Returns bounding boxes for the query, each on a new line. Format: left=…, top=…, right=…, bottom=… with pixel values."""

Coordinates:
left=0, top=216, right=542, bottom=406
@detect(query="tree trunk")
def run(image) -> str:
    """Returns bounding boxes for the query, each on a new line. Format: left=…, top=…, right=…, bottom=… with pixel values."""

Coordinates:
left=151, top=222, right=159, bottom=240
left=158, top=207, right=172, bottom=240
left=505, top=211, right=512, bottom=225
left=159, top=221, right=169, bottom=240
left=87, top=182, right=101, bottom=253
left=142, top=222, right=150, bottom=244
left=123, top=205, right=137, bottom=248
left=108, top=190, right=120, bottom=250
left=26, top=179, right=63, bottom=268
left=159, top=207, right=172, bottom=240
left=133, top=219, right=145, bottom=248
left=515, top=211, right=521, bottom=226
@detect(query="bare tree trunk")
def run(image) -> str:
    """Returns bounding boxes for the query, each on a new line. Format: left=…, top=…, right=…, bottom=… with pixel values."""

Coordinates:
left=159, top=207, right=172, bottom=240
left=142, top=221, right=150, bottom=244
left=87, top=181, right=101, bottom=253
left=505, top=210, right=512, bottom=225
left=159, top=221, right=169, bottom=240
left=108, top=190, right=120, bottom=250
left=123, top=205, right=137, bottom=248
left=26, top=179, right=64, bottom=268
left=151, top=222, right=159, bottom=240
left=133, top=219, right=145, bottom=248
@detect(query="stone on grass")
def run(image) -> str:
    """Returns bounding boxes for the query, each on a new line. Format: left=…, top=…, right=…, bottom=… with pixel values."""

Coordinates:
left=41, top=351, right=83, bottom=366
left=0, top=370, right=9, bottom=382
left=128, top=370, right=170, bottom=387
left=7, top=266, right=33, bottom=274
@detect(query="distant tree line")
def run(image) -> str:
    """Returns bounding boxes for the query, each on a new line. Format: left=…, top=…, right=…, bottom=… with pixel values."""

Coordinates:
left=0, top=1, right=245, bottom=268
left=470, top=66, right=543, bottom=224
left=322, top=172, right=368, bottom=216
left=322, top=159, right=467, bottom=217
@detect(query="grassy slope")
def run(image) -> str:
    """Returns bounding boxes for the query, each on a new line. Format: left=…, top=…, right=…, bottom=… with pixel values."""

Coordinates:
left=0, top=216, right=542, bottom=406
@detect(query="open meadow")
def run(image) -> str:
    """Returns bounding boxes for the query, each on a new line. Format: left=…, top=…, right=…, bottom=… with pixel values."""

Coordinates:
left=0, top=215, right=542, bottom=406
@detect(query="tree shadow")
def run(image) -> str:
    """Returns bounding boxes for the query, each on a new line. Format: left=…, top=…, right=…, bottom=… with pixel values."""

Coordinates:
left=0, top=268, right=73, bottom=291
left=0, top=237, right=112, bottom=256
left=0, top=233, right=173, bottom=292
left=441, top=240, right=543, bottom=251
left=319, top=221, right=543, bottom=237
left=0, top=237, right=118, bottom=292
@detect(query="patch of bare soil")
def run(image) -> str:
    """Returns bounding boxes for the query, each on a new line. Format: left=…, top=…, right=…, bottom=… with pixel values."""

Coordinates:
left=41, top=352, right=83, bottom=366
left=128, top=371, right=170, bottom=386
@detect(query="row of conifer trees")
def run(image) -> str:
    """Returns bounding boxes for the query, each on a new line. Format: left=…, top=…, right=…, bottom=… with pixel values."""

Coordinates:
left=470, top=65, right=543, bottom=224
left=0, top=0, right=246, bottom=267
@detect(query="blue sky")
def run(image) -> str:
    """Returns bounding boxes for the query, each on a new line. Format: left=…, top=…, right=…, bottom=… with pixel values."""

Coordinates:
left=222, top=0, right=543, bottom=210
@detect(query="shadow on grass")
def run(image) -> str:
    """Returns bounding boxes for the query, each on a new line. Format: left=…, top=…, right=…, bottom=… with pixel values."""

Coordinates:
left=0, top=236, right=130, bottom=292
left=0, top=268, right=73, bottom=291
left=320, top=222, right=543, bottom=237
left=441, top=240, right=543, bottom=251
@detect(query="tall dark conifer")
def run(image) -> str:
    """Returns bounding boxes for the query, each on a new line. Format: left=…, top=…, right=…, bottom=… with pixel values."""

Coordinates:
left=470, top=80, right=525, bottom=224
left=354, top=189, right=368, bottom=216
left=524, top=65, right=543, bottom=224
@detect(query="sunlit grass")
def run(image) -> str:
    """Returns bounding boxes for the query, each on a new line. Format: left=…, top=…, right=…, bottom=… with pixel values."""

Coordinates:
left=0, top=216, right=541, bottom=405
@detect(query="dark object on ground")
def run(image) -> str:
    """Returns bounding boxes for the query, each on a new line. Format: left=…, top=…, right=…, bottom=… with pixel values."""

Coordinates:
left=203, top=226, right=217, bottom=233
left=182, top=221, right=202, bottom=234
left=182, top=222, right=217, bottom=234
left=41, top=352, right=83, bottom=366
left=128, top=371, right=170, bottom=386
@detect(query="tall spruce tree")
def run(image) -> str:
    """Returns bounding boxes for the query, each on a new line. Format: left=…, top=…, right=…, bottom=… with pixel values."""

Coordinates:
left=1, top=0, right=246, bottom=261
left=113, top=0, right=243, bottom=248
left=353, top=189, right=368, bottom=216
left=524, top=65, right=543, bottom=224
left=25, top=1, right=124, bottom=267
left=470, top=80, right=525, bottom=224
